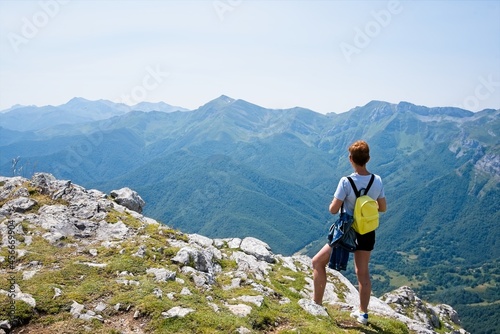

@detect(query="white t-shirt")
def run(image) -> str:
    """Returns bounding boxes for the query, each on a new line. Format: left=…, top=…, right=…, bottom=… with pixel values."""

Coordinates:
left=333, top=173, right=385, bottom=215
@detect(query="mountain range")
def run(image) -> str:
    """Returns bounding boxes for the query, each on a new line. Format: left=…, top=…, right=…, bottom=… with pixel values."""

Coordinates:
left=0, top=173, right=469, bottom=333
left=0, top=97, right=188, bottom=132
left=0, top=96, right=498, bottom=333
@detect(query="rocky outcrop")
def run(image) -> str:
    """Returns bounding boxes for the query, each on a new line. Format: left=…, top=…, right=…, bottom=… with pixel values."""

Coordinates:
left=0, top=173, right=470, bottom=333
left=110, top=187, right=145, bottom=213
left=381, top=286, right=467, bottom=334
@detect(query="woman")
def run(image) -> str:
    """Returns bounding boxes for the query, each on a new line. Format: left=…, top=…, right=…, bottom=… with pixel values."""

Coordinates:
left=312, top=140, right=387, bottom=325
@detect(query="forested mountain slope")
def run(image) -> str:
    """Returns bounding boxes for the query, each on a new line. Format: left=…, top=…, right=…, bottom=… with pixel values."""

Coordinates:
left=1, top=96, right=498, bottom=333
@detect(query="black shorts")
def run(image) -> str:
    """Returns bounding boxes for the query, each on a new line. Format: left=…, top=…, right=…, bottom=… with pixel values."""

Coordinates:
left=356, top=230, right=375, bottom=251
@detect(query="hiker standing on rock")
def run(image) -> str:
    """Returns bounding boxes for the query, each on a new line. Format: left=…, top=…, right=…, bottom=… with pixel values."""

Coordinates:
left=312, top=140, right=387, bottom=325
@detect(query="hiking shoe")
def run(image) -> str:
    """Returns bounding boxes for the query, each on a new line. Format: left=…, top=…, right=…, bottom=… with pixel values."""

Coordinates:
left=350, top=309, right=368, bottom=325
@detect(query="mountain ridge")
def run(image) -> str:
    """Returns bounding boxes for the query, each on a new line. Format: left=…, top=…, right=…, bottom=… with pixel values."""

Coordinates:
left=0, top=96, right=498, bottom=333
left=0, top=98, right=188, bottom=132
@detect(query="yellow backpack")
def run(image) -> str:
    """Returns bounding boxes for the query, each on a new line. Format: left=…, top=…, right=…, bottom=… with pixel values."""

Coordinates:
left=347, top=175, right=379, bottom=235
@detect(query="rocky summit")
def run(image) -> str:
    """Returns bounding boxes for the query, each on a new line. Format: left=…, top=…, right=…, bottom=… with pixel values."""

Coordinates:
left=0, top=173, right=468, bottom=333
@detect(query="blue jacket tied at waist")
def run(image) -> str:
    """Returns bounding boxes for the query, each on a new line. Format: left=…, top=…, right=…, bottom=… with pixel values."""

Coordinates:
left=327, top=213, right=356, bottom=271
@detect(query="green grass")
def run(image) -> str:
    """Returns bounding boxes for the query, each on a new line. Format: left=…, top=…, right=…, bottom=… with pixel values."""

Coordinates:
left=0, top=188, right=419, bottom=333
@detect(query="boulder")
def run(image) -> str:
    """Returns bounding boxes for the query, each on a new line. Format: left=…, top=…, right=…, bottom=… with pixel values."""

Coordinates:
left=146, top=268, right=176, bottom=282
left=240, top=237, right=275, bottom=263
left=172, top=246, right=216, bottom=273
left=298, top=298, right=328, bottom=317
left=110, top=187, right=145, bottom=213
left=2, top=197, right=37, bottom=213
left=161, top=306, right=195, bottom=318
left=30, top=173, right=56, bottom=194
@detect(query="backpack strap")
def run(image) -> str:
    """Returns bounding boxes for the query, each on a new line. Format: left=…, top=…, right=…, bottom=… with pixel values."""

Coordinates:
left=365, top=174, right=375, bottom=195
left=347, top=174, right=375, bottom=197
left=347, top=176, right=359, bottom=197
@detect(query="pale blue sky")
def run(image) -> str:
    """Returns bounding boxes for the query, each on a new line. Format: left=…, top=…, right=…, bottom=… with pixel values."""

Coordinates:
left=0, top=0, right=499, bottom=113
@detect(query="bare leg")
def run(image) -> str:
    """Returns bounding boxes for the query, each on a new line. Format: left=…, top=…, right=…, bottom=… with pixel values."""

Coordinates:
left=353, top=250, right=372, bottom=313
left=312, top=244, right=332, bottom=305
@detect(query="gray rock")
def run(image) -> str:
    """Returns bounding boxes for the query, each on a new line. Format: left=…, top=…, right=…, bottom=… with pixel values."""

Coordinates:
left=298, top=299, right=328, bottom=317
left=432, top=303, right=461, bottom=325
left=236, top=295, right=264, bottom=307
left=146, top=268, right=176, bottom=282
left=208, top=302, right=220, bottom=312
left=276, top=255, right=298, bottom=272
left=231, top=251, right=271, bottom=281
left=0, top=176, right=26, bottom=201
left=161, top=306, right=195, bottom=318
left=236, top=327, right=252, bottom=334
left=223, top=277, right=242, bottom=290
left=240, top=237, right=275, bottom=263
left=172, top=246, right=216, bottom=273
left=0, top=320, right=11, bottom=330
left=0, top=285, right=36, bottom=308
left=30, top=173, right=56, bottom=194
left=36, top=204, right=81, bottom=239
left=70, top=301, right=85, bottom=317
left=227, top=238, right=242, bottom=249
left=79, top=310, right=104, bottom=322
left=188, top=233, right=213, bottom=248
left=133, top=245, right=146, bottom=258
left=192, top=274, right=208, bottom=287
left=380, top=286, right=462, bottom=333
left=2, top=197, right=37, bottom=213
left=0, top=219, right=24, bottom=247
left=49, top=179, right=81, bottom=201
left=12, top=187, right=29, bottom=198
left=225, top=303, right=252, bottom=317
left=110, top=187, right=145, bottom=213
left=69, top=199, right=101, bottom=220
left=42, top=231, right=64, bottom=244
left=22, top=270, right=37, bottom=280
left=212, top=238, right=226, bottom=248
left=95, top=221, right=129, bottom=241
left=153, top=288, right=163, bottom=299
left=81, top=262, right=107, bottom=268
left=94, top=302, right=107, bottom=312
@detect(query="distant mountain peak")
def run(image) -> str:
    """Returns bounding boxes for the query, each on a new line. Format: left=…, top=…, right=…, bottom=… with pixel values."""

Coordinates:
left=216, top=94, right=235, bottom=103
left=209, top=94, right=236, bottom=105
left=65, top=97, right=92, bottom=105
left=198, top=95, right=237, bottom=112
left=0, top=104, right=27, bottom=113
left=131, top=101, right=188, bottom=113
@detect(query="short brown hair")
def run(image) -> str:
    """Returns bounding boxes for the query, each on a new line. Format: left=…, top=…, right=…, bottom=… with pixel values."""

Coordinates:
left=349, top=140, right=370, bottom=166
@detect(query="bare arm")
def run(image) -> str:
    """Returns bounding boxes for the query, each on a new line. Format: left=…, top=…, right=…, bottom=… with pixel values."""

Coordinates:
left=329, top=197, right=343, bottom=215
left=377, top=197, right=387, bottom=212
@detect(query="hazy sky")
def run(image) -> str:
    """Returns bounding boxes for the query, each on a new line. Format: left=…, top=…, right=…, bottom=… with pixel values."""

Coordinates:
left=1, top=0, right=499, bottom=113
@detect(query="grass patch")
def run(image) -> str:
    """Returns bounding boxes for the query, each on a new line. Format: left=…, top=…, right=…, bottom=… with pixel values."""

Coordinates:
left=20, top=236, right=76, bottom=265
left=105, top=210, right=142, bottom=229
left=24, top=182, right=69, bottom=212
